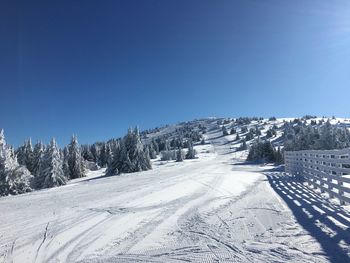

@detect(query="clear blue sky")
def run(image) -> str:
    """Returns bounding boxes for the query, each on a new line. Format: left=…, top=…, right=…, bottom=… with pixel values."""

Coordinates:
left=1, top=0, right=350, bottom=146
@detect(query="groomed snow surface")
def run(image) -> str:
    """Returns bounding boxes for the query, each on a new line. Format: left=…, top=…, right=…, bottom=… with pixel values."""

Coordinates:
left=1, top=123, right=350, bottom=262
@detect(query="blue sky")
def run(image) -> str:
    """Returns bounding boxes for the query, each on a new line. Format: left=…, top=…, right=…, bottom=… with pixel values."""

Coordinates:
left=1, top=0, right=350, bottom=146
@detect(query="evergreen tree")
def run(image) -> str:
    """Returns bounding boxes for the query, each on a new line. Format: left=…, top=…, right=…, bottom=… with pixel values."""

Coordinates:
left=105, top=141, right=121, bottom=176
left=230, top=128, right=236, bottom=135
left=245, top=131, right=254, bottom=141
left=275, top=147, right=284, bottom=164
left=25, top=139, right=34, bottom=173
left=0, top=129, right=33, bottom=196
left=105, top=143, right=113, bottom=166
left=99, top=143, right=109, bottom=167
left=62, top=146, right=70, bottom=179
left=32, top=141, right=44, bottom=177
left=105, top=127, right=152, bottom=176
left=241, top=126, right=248, bottom=133
left=67, top=135, right=85, bottom=179
left=16, top=139, right=35, bottom=174
left=90, top=144, right=100, bottom=163
left=148, top=143, right=157, bottom=159
left=235, top=133, right=240, bottom=141
left=255, top=126, right=261, bottom=136
left=185, top=140, right=196, bottom=159
left=247, top=139, right=277, bottom=163
left=151, top=139, right=159, bottom=154
left=266, top=129, right=273, bottom=138
left=176, top=147, right=184, bottom=162
left=81, top=145, right=94, bottom=162
left=222, top=126, right=229, bottom=136
left=36, top=138, right=66, bottom=189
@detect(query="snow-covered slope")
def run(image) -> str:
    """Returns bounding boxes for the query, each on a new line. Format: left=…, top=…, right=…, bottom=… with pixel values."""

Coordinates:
left=1, top=117, right=350, bottom=262
left=1, top=119, right=349, bottom=262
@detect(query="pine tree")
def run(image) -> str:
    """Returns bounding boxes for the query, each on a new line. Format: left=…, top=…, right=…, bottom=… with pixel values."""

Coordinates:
left=32, top=141, right=44, bottom=177
left=238, top=139, right=247, bottom=150
left=36, top=138, right=66, bottom=189
left=176, top=147, right=184, bottom=162
left=148, top=143, right=157, bottom=159
left=151, top=139, right=159, bottom=154
left=90, top=144, right=100, bottom=163
left=67, top=135, right=85, bottom=179
left=185, top=140, right=196, bottom=159
left=126, top=127, right=151, bottom=172
left=105, top=143, right=113, bottom=166
left=274, top=146, right=284, bottom=164
left=255, top=126, right=261, bottom=136
left=62, top=146, right=70, bottom=179
left=105, top=141, right=121, bottom=176
left=222, top=126, right=229, bottom=136
left=16, top=139, right=35, bottom=174
left=16, top=144, right=26, bottom=167
left=105, top=127, right=152, bottom=176
left=81, top=145, right=94, bottom=162
left=99, top=143, right=108, bottom=167
left=235, top=133, right=240, bottom=141
left=0, top=129, right=33, bottom=196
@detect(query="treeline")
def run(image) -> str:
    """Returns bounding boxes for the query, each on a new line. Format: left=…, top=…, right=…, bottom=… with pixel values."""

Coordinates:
left=0, top=131, right=90, bottom=196
left=0, top=127, right=152, bottom=196
left=247, top=139, right=283, bottom=163
left=0, top=122, right=204, bottom=196
left=246, top=119, right=350, bottom=164
left=283, top=120, right=350, bottom=151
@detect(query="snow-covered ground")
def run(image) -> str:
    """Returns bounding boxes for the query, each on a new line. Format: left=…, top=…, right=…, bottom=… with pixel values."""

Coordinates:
left=1, top=121, right=350, bottom=262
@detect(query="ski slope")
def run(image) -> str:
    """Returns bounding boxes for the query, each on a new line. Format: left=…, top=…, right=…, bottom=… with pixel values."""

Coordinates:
left=1, top=122, right=349, bottom=262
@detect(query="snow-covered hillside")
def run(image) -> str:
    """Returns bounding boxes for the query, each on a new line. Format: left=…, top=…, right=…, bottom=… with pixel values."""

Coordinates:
left=1, top=118, right=350, bottom=262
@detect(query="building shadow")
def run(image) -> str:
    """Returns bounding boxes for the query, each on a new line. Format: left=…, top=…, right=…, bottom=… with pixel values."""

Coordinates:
left=266, top=172, right=350, bottom=263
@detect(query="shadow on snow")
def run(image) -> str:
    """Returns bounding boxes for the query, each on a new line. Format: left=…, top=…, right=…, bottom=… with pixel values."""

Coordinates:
left=266, top=172, right=350, bottom=263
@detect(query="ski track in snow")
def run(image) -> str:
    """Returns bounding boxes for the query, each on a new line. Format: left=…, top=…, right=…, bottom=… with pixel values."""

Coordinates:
left=1, top=121, right=350, bottom=262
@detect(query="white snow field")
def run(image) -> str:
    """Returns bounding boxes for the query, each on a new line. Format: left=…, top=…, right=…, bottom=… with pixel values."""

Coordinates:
left=1, top=121, right=350, bottom=262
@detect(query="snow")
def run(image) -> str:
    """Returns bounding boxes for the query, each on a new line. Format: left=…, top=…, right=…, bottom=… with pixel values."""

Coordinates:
left=1, top=120, right=350, bottom=262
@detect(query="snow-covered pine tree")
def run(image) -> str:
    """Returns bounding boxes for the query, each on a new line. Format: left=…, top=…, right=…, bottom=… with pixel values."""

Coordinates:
left=67, top=135, right=85, bottom=179
left=274, top=146, right=283, bottom=164
left=81, top=144, right=94, bottom=162
left=185, top=140, right=196, bottom=159
left=176, top=147, right=184, bottom=162
left=32, top=141, right=44, bottom=177
left=143, top=145, right=152, bottom=169
left=62, top=146, right=70, bottom=179
left=238, top=139, right=247, bottom=150
left=117, top=139, right=134, bottom=173
left=255, top=126, right=262, bottom=136
left=90, top=144, right=100, bottom=164
left=105, top=127, right=152, bottom=176
left=235, top=133, right=240, bottom=141
left=148, top=143, right=157, bottom=159
left=25, top=139, right=34, bottom=173
left=125, top=127, right=151, bottom=172
left=151, top=139, right=159, bottom=154
left=16, top=139, right=35, bottom=174
left=36, top=138, right=66, bottom=189
left=99, top=143, right=108, bottom=167
left=222, top=126, right=229, bottom=136
left=105, top=143, right=113, bottom=166
left=106, top=140, right=124, bottom=176
left=16, top=144, right=26, bottom=167
left=0, top=129, right=33, bottom=196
